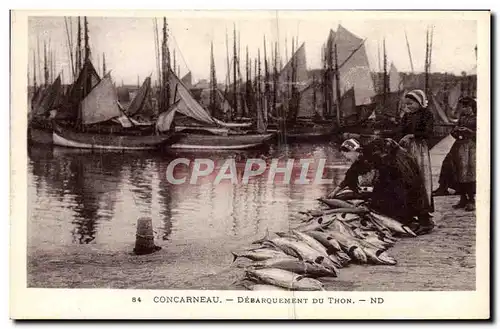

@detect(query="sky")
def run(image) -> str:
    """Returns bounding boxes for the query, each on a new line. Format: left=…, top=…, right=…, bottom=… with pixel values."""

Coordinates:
left=27, top=12, right=478, bottom=86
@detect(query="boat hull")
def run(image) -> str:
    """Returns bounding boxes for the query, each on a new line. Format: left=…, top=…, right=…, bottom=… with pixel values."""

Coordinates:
left=170, top=133, right=276, bottom=150
left=267, top=124, right=336, bottom=142
left=28, top=126, right=53, bottom=145
left=53, top=123, right=177, bottom=150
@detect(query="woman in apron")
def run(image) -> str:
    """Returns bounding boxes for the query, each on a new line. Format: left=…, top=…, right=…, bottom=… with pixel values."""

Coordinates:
left=399, top=89, right=435, bottom=213
left=450, top=97, right=477, bottom=211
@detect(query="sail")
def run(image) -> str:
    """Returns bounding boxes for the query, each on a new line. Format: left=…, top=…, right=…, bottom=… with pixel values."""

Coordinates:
left=340, top=87, right=357, bottom=121
left=330, top=25, right=375, bottom=106
left=156, top=102, right=178, bottom=132
left=56, top=60, right=101, bottom=120
left=127, top=76, right=152, bottom=116
left=429, top=93, right=451, bottom=124
left=298, top=80, right=324, bottom=119
left=181, top=72, right=193, bottom=89
left=197, top=87, right=234, bottom=119
left=279, top=42, right=309, bottom=90
left=389, top=62, right=401, bottom=92
left=34, top=75, right=62, bottom=116
left=448, top=82, right=461, bottom=110
left=167, top=68, right=215, bottom=125
left=80, top=74, right=122, bottom=125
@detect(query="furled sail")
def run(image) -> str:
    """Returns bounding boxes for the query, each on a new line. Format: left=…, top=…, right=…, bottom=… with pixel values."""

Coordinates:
left=80, top=74, right=123, bottom=125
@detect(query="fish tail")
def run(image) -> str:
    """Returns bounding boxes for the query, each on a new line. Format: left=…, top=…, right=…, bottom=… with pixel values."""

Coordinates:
left=231, top=252, right=239, bottom=263
left=402, top=225, right=417, bottom=237
left=252, top=228, right=271, bottom=244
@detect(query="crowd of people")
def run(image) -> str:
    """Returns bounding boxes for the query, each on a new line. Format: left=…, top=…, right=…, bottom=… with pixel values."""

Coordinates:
left=329, top=89, right=477, bottom=236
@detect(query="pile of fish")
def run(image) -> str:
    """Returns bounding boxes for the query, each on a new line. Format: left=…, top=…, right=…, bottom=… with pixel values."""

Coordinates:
left=232, top=187, right=418, bottom=291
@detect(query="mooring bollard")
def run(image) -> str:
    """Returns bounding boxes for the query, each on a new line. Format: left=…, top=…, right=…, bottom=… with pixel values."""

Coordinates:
left=133, top=217, right=161, bottom=255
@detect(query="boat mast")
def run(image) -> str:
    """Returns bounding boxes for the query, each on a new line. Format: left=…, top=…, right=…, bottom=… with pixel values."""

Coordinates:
left=153, top=18, right=161, bottom=91
left=383, top=38, right=388, bottom=115
left=209, top=40, right=217, bottom=117
left=232, top=23, right=238, bottom=119
left=43, top=41, right=48, bottom=87
left=102, top=53, right=106, bottom=76
left=263, top=35, right=269, bottom=124
left=63, top=17, right=75, bottom=81
left=76, top=17, right=82, bottom=74
left=424, top=26, right=431, bottom=97
left=32, top=50, right=37, bottom=91
left=173, top=49, right=177, bottom=79
left=334, top=43, right=341, bottom=127
left=84, top=17, right=90, bottom=63
left=245, top=45, right=250, bottom=118
left=405, top=30, right=414, bottom=73
left=160, top=17, right=171, bottom=113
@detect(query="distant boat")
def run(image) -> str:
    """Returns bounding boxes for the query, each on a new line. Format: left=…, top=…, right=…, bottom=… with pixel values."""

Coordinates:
left=170, top=131, right=275, bottom=150
left=28, top=75, right=63, bottom=145
left=53, top=70, right=179, bottom=151
left=52, top=120, right=177, bottom=150
left=155, top=68, right=276, bottom=151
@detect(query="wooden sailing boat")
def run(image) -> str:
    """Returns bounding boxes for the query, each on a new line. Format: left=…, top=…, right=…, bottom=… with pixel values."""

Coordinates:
left=156, top=66, right=275, bottom=150
left=51, top=17, right=178, bottom=150
left=153, top=19, right=275, bottom=150
left=267, top=41, right=336, bottom=142
left=52, top=71, right=178, bottom=150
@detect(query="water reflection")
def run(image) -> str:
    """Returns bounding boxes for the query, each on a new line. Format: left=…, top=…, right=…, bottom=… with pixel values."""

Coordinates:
left=28, top=141, right=349, bottom=253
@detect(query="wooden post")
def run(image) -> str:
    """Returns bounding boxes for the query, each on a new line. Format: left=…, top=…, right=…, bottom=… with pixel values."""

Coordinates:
left=133, top=217, right=161, bottom=255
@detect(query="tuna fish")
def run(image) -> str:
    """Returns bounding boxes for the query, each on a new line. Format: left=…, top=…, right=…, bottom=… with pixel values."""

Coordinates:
left=368, top=211, right=417, bottom=237
left=363, top=247, right=397, bottom=265
left=250, top=259, right=337, bottom=278
left=303, top=230, right=342, bottom=253
left=231, top=248, right=295, bottom=262
left=246, top=268, right=325, bottom=291
left=318, top=198, right=356, bottom=209
left=323, top=230, right=368, bottom=264
left=263, top=236, right=339, bottom=271
left=293, top=215, right=335, bottom=232
left=291, top=230, right=342, bottom=268
left=242, top=282, right=289, bottom=291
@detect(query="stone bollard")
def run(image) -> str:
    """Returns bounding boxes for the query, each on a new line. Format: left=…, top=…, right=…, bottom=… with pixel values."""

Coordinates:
left=133, top=217, right=162, bottom=255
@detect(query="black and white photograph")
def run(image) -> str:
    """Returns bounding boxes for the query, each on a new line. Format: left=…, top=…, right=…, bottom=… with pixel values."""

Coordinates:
left=10, top=9, right=490, bottom=320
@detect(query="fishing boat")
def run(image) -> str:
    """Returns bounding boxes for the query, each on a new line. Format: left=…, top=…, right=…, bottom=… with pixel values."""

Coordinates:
left=153, top=20, right=276, bottom=151
left=28, top=75, right=63, bottom=145
left=53, top=68, right=179, bottom=150
left=155, top=67, right=275, bottom=150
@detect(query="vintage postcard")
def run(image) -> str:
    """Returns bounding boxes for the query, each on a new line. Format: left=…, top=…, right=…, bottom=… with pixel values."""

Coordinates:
left=10, top=9, right=490, bottom=320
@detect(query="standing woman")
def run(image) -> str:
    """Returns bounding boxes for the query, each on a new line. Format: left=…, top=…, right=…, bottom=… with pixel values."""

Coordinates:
left=450, top=97, right=477, bottom=211
left=399, top=89, right=435, bottom=213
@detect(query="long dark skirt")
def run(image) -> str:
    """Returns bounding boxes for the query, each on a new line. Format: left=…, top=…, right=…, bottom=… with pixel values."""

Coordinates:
left=402, top=138, right=435, bottom=212
left=452, top=139, right=476, bottom=183
left=438, top=142, right=459, bottom=190
left=369, top=150, right=433, bottom=225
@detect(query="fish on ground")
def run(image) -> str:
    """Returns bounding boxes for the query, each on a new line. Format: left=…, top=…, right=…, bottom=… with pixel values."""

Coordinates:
left=249, top=258, right=337, bottom=278
left=246, top=268, right=325, bottom=291
left=368, top=211, right=417, bottom=237
left=231, top=247, right=295, bottom=262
